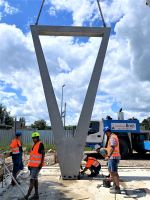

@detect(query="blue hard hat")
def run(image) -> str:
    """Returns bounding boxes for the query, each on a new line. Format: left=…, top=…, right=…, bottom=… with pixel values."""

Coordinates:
left=103, top=126, right=111, bottom=133
left=15, top=131, right=22, bottom=136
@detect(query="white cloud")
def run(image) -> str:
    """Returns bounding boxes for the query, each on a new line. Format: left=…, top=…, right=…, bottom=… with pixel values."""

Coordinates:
left=99, top=0, right=150, bottom=121
left=0, top=0, right=19, bottom=20
left=58, top=57, right=71, bottom=72
left=48, top=0, right=96, bottom=26
left=0, top=23, right=101, bottom=125
left=48, top=6, right=56, bottom=16
left=47, top=0, right=125, bottom=26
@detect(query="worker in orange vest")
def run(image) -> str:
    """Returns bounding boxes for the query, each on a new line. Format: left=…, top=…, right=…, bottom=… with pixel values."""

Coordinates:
left=10, top=131, right=23, bottom=186
left=24, top=132, right=45, bottom=200
left=103, top=127, right=121, bottom=194
left=80, top=155, right=101, bottom=177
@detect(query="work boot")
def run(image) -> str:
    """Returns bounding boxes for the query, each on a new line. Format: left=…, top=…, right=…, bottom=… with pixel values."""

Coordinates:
left=29, top=194, right=39, bottom=200
left=103, top=179, right=111, bottom=188
left=23, top=195, right=29, bottom=200
left=11, top=180, right=16, bottom=186
left=110, top=186, right=121, bottom=194
left=110, top=183, right=116, bottom=190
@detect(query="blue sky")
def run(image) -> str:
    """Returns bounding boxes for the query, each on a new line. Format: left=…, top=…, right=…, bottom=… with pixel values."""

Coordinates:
left=0, top=0, right=109, bottom=33
left=0, top=0, right=150, bottom=125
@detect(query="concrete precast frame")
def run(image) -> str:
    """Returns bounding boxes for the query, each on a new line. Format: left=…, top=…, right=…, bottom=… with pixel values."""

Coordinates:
left=30, top=25, right=111, bottom=179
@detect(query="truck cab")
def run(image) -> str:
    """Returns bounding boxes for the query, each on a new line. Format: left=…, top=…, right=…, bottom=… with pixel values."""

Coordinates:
left=86, top=117, right=150, bottom=158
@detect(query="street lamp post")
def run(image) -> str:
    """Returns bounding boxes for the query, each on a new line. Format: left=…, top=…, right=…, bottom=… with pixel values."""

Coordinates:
left=63, top=102, right=66, bottom=127
left=60, top=84, right=65, bottom=119
left=13, top=116, right=17, bottom=134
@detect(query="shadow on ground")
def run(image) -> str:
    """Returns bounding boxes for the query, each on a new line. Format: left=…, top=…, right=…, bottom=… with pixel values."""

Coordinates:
left=120, top=176, right=150, bottom=182
left=38, top=180, right=73, bottom=200
left=122, top=188, right=150, bottom=199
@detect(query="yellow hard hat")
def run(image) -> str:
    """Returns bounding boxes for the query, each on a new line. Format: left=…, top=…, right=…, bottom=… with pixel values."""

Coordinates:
left=32, top=132, right=40, bottom=138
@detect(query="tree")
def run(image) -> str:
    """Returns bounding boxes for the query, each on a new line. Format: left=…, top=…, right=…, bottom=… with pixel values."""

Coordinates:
left=19, top=117, right=26, bottom=128
left=0, top=104, right=13, bottom=126
left=141, top=117, right=150, bottom=130
left=31, top=119, right=47, bottom=130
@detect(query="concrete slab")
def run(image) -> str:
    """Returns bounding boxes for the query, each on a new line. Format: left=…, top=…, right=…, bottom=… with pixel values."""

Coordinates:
left=1, top=165, right=150, bottom=200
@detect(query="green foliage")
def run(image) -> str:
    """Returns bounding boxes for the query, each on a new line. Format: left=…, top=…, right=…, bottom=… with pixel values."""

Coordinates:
left=141, top=117, right=150, bottom=130
left=0, top=146, right=10, bottom=152
left=31, top=119, right=47, bottom=130
left=44, top=144, right=56, bottom=151
left=19, top=117, right=26, bottom=128
left=24, top=144, right=32, bottom=153
left=65, top=125, right=76, bottom=130
left=84, top=146, right=93, bottom=151
left=0, top=104, right=13, bottom=126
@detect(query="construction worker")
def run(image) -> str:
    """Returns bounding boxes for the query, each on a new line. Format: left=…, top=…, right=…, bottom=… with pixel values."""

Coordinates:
left=24, top=132, right=45, bottom=200
left=94, top=144, right=101, bottom=153
left=103, top=127, right=121, bottom=194
left=10, top=131, right=23, bottom=186
left=80, top=155, right=101, bottom=177
left=95, top=145, right=112, bottom=187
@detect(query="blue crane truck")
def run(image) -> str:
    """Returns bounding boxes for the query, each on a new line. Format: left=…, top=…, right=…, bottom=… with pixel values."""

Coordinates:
left=86, top=118, right=150, bottom=158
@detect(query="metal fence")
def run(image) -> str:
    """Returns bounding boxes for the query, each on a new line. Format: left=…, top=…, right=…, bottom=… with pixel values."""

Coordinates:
left=0, top=129, right=74, bottom=146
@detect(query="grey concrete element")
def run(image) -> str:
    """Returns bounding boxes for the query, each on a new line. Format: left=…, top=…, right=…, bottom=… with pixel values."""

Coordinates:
left=30, top=25, right=110, bottom=179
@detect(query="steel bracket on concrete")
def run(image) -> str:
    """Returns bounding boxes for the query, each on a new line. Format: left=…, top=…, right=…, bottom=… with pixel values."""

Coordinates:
left=30, top=25, right=111, bottom=179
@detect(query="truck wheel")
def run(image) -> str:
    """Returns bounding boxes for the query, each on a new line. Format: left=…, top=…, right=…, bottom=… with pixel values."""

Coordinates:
left=135, top=149, right=147, bottom=155
left=119, top=138, right=129, bottom=159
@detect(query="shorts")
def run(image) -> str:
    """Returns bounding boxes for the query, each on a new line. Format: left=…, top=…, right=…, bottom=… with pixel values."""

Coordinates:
left=108, top=159, right=119, bottom=173
left=29, top=167, right=40, bottom=180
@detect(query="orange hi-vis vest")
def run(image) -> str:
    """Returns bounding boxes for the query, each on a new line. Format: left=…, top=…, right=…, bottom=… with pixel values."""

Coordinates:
left=28, top=141, right=43, bottom=168
left=107, top=134, right=120, bottom=158
left=10, top=138, right=21, bottom=154
left=86, top=157, right=100, bottom=168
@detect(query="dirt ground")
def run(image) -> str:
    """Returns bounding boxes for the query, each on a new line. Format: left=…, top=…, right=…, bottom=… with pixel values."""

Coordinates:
left=0, top=154, right=150, bottom=200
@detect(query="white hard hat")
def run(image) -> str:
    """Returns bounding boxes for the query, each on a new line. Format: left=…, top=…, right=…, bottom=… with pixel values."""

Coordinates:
left=94, top=144, right=101, bottom=150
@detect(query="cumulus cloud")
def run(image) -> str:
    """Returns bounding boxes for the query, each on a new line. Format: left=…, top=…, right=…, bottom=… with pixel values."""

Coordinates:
left=48, top=0, right=96, bottom=26
left=0, top=23, right=101, bottom=124
left=99, top=0, right=150, bottom=121
left=47, top=0, right=125, bottom=26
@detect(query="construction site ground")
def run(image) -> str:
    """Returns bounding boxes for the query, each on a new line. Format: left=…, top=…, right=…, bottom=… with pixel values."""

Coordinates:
left=0, top=153, right=150, bottom=200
